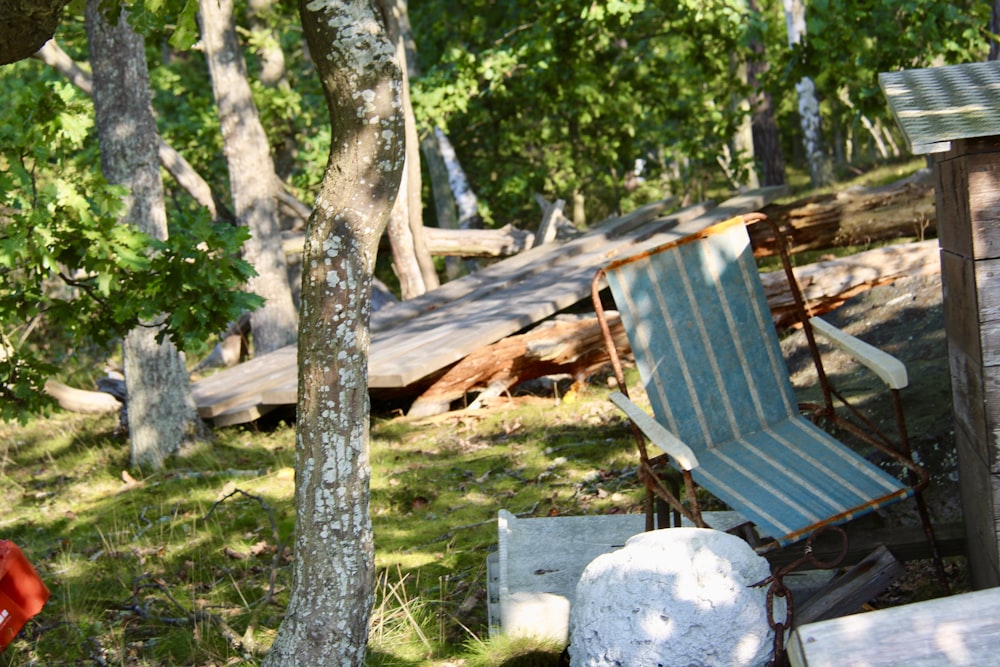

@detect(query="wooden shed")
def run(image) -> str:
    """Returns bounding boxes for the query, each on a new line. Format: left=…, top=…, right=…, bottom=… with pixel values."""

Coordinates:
left=880, top=60, right=1000, bottom=589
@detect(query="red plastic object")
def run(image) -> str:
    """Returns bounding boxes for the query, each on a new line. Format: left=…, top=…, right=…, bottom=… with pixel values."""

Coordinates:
left=0, top=541, right=50, bottom=651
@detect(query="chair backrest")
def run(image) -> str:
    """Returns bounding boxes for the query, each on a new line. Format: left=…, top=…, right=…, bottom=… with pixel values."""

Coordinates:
left=602, top=216, right=797, bottom=454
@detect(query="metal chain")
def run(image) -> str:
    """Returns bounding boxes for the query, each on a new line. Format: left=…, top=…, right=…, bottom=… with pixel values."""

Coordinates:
left=752, top=526, right=849, bottom=667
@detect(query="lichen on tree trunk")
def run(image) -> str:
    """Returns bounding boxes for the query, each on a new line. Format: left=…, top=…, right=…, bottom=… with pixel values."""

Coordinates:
left=262, top=0, right=404, bottom=664
left=84, top=0, right=202, bottom=468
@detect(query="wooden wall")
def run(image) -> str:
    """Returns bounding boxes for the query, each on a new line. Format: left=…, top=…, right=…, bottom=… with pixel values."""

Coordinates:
left=935, top=135, right=1000, bottom=589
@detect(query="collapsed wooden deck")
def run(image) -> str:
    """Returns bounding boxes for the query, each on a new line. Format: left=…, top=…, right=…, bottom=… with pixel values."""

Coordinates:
left=191, top=189, right=789, bottom=426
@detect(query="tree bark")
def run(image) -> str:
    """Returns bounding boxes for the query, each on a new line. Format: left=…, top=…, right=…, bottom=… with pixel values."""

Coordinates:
left=378, top=0, right=438, bottom=299
left=747, top=0, right=785, bottom=186
left=783, top=0, right=830, bottom=187
left=262, top=0, right=404, bottom=663
left=198, top=0, right=298, bottom=355
left=755, top=169, right=935, bottom=256
left=408, top=314, right=629, bottom=418
left=424, top=224, right=534, bottom=257
left=992, top=1, right=1000, bottom=61
left=85, top=0, right=202, bottom=468
left=423, top=129, right=467, bottom=279
left=395, top=0, right=439, bottom=291
left=0, top=0, right=68, bottom=64
left=34, top=39, right=232, bottom=223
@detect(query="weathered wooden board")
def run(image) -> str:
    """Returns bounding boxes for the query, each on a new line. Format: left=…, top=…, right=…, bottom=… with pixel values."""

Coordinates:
left=788, top=585, right=1000, bottom=667
left=765, top=520, right=965, bottom=570
left=192, top=188, right=788, bottom=424
left=792, top=545, right=903, bottom=628
left=191, top=346, right=296, bottom=419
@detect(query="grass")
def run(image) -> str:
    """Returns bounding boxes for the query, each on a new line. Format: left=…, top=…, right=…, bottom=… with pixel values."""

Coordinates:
left=0, top=157, right=944, bottom=665
left=0, top=379, right=643, bottom=666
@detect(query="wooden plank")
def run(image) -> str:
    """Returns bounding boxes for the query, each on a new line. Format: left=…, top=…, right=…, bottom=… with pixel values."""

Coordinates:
left=954, top=423, right=1000, bottom=589
left=787, top=586, right=1000, bottom=667
left=204, top=200, right=682, bottom=419
left=369, top=197, right=683, bottom=333
left=210, top=402, right=278, bottom=428
left=199, top=189, right=787, bottom=422
left=793, top=545, right=903, bottom=627
left=190, top=346, right=296, bottom=418
left=365, top=191, right=784, bottom=388
left=976, top=256, right=1000, bottom=322
left=258, top=200, right=722, bottom=402
left=934, top=149, right=972, bottom=257
left=765, top=521, right=965, bottom=570
left=967, top=147, right=1000, bottom=259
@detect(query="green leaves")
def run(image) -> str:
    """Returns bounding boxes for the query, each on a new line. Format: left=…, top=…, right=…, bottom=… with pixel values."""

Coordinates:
left=0, top=60, right=262, bottom=422
left=411, top=0, right=755, bottom=224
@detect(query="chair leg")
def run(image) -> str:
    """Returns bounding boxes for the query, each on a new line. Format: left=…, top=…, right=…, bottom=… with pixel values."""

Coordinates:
left=891, top=388, right=950, bottom=594
left=644, top=488, right=655, bottom=532
left=656, top=497, right=671, bottom=530
left=913, top=489, right=950, bottom=594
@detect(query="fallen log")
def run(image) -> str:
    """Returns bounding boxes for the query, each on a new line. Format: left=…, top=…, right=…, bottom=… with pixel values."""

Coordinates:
left=763, top=239, right=940, bottom=327
left=408, top=240, right=941, bottom=417
left=286, top=224, right=536, bottom=259
left=407, top=314, right=630, bottom=418
left=44, top=380, right=122, bottom=414
left=423, top=224, right=536, bottom=257
left=755, top=168, right=936, bottom=256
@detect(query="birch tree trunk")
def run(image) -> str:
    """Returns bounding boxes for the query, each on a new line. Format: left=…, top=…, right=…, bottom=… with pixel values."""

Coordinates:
left=198, top=0, right=298, bottom=355
left=261, top=0, right=404, bottom=663
left=732, top=59, right=760, bottom=191
left=84, top=0, right=202, bottom=468
left=783, top=0, right=830, bottom=187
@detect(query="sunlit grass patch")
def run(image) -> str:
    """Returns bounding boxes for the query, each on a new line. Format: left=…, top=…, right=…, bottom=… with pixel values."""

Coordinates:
left=0, top=385, right=649, bottom=665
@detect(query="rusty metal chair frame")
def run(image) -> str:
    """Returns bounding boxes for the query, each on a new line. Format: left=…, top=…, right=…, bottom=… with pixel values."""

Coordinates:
left=591, top=213, right=946, bottom=586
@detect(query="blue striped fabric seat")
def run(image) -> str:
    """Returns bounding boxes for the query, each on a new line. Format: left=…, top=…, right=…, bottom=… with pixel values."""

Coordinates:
left=602, top=216, right=911, bottom=547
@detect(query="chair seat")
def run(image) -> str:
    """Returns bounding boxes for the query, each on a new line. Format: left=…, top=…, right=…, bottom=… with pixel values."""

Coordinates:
left=692, top=416, right=912, bottom=547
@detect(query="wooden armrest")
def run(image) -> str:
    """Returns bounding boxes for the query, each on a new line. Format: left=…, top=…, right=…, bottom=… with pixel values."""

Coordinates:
left=609, top=391, right=699, bottom=470
left=809, top=317, right=908, bottom=390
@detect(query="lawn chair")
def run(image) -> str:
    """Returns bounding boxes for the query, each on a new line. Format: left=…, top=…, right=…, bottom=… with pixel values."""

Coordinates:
left=591, top=213, right=944, bottom=578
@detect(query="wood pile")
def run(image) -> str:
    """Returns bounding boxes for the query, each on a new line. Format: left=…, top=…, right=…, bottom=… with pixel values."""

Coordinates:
left=754, top=168, right=935, bottom=256
left=48, top=174, right=942, bottom=421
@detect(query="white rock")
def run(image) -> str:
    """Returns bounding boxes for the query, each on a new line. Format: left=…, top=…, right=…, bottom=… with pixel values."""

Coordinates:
left=568, top=527, right=778, bottom=667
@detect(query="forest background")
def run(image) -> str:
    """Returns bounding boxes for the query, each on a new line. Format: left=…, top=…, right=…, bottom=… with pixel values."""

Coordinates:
left=0, top=0, right=995, bottom=665
left=2, top=0, right=992, bottom=412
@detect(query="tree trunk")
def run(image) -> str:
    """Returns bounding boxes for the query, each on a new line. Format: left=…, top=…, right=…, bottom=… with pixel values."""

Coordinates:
left=34, top=39, right=233, bottom=223
left=0, top=0, right=68, bottom=64
left=747, top=0, right=785, bottom=186
left=992, top=1, right=1000, bottom=61
left=394, top=0, right=439, bottom=291
left=84, top=0, right=202, bottom=468
left=262, top=0, right=404, bottom=663
left=246, top=0, right=285, bottom=86
left=378, top=0, right=438, bottom=299
left=436, top=128, right=480, bottom=229
left=198, top=0, right=298, bottom=355
left=783, top=0, right=830, bottom=187
left=423, top=129, right=467, bottom=279
left=732, top=58, right=760, bottom=191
